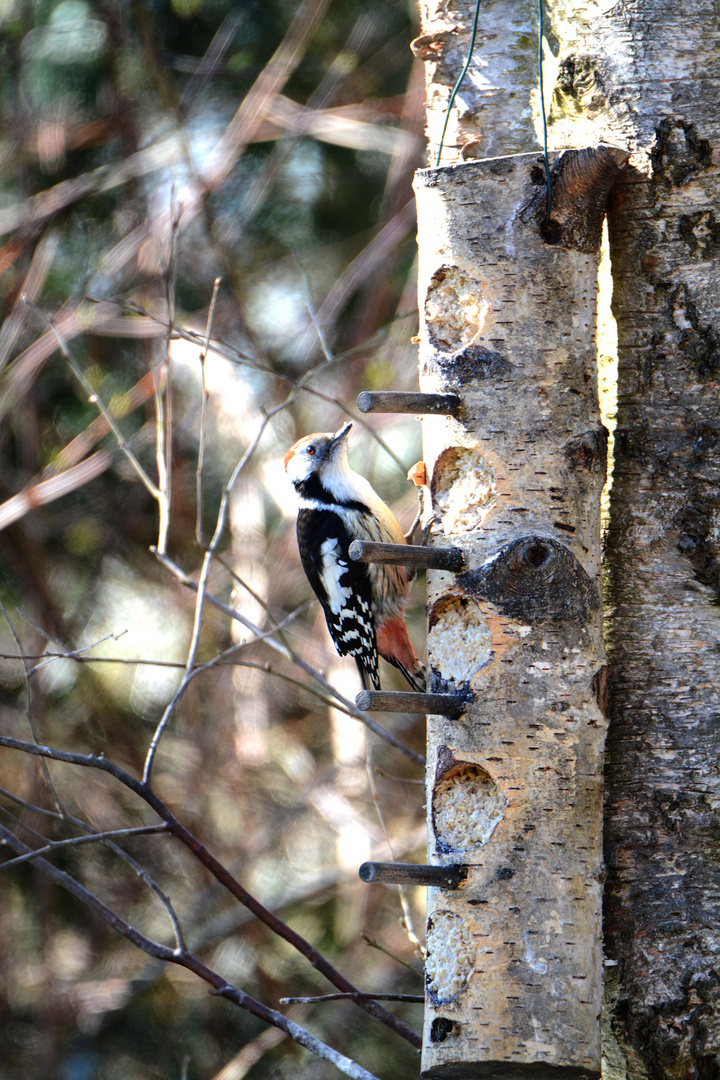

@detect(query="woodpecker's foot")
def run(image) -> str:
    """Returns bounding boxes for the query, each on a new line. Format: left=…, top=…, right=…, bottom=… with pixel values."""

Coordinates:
left=421, top=516, right=438, bottom=546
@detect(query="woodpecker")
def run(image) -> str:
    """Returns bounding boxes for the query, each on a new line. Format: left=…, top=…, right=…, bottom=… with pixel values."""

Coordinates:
left=284, top=422, right=425, bottom=693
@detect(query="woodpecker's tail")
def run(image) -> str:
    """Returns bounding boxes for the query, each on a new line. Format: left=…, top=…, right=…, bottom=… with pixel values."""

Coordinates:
left=388, top=657, right=426, bottom=693
left=357, top=659, right=381, bottom=692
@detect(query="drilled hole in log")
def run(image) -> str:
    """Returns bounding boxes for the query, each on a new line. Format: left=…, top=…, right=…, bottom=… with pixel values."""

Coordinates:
left=428, top=597, right=491, bottom=684
left=432, top=446, right=495, bottom=534
left=433, top=762, right=506, bottom=852
left=425, top=266, right=489, bottom=351
left=426, top=910, right=476, bottom=1004
left=430, top=1017, right=458, bottom=1043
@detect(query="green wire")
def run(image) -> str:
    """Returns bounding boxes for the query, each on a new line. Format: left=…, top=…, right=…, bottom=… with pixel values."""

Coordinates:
left=435, top=0, right=483, bottom=168
left=537, top=0, right=552, bottom=218
left=434, top=0, right=552, bottom=222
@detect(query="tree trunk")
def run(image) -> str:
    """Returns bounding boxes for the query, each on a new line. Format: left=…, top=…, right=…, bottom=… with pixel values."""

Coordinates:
left=416, top=0, right=720, bottom=1077
left=544, top=4, right=720, bottom=1075
left=414, top=146, right=617, bottom=1080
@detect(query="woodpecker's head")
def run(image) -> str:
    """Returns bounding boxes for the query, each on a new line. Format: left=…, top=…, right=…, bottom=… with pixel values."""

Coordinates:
left=284, top=421, right=352, bottom=492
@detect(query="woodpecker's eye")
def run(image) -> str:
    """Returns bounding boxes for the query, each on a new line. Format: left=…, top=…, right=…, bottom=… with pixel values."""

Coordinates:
left=306, top=446, right=316, bottom=456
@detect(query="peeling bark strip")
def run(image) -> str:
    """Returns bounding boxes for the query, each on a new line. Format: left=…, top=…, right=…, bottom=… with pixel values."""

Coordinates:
left=414, top=151, right=614, bottom=1078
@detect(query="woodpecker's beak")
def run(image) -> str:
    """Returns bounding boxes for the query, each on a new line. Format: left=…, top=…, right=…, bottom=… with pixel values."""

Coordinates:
left=331, top=421, right=352, bottom=445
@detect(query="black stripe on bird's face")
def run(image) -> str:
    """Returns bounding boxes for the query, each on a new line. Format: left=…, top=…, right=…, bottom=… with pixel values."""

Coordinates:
left=293, top=473, right=370, bottom=514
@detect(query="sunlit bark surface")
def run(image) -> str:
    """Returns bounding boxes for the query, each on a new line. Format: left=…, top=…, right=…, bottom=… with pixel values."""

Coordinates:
left=415, top=151, right=611, bottom=1078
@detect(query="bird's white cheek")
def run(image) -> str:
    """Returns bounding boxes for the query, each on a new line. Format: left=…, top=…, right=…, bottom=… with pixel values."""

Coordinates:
left=285, top=454, right=310, bottom=484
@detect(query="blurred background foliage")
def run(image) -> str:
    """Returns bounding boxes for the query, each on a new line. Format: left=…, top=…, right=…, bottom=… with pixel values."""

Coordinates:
left=0, top=0, right=430, bottom=1077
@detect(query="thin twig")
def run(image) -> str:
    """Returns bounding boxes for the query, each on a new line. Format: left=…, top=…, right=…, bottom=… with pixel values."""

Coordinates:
left=0, top=645, right=385, bottom=728
left=0, top=823, right=169, bottom=870
left=153, top=345, right=171, bottom=553
left=38, top=310, right=161, bottom=498
left=0, top=601, right=63, bottom=813
left=154, top=188, right=182, bottom=555
left=107, top=301, right=411, bottom=474
left=280, top=992, right=423, bottom=1004
left=153, top=551, right=424, bottom=766
left=0, top=229, right=59, bottom=373
left=366, top=742, right=425, bottom=959
left=0, top=795, right=185, bottom=951
left=27, top=630, right=127, bottom=677
left=361, top=933, right=423, bottom=978
left=143, top=405, right=280, bottom=783
left=206, top=0, right=333, bottom=189
left=196, top=277, right=222, bottom=546
left=289, top=201, right=416, bottom=368
left=0, top=602, right=303, bottom=671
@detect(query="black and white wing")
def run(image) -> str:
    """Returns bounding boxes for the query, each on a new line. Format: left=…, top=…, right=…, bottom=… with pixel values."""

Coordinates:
left=296, top=508, right=380, bottom=690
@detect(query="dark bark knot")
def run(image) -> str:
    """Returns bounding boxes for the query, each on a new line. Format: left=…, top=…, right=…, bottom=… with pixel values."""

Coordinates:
left=593, top=666, right=609, bottom=718
left=520, top=146, right=630, bottom=252
left=669, top=284, right=720, bottom=379
left=564, top=427, right=609, bottom=472
left=460, top=536, right=600, bottom=620
left=679, top=209, right=720, bottom=259
left=553, top=55, right=606, bottom=112
left=651, top=117, right=712, bottom=187
left=424, top=342, right=514, bottom=387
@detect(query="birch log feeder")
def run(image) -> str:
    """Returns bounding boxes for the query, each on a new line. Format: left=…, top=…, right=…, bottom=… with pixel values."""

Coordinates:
left=415, top=148, right=625, bottom=1078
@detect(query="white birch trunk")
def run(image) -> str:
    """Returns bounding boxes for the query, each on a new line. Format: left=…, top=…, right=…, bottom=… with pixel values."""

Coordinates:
left=415, top=149, right=619, bottom=1076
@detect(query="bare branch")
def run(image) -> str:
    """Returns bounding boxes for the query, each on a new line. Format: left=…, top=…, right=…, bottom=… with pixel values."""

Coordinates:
left=0, top=822, right=382, bottom=1080
left=366, top=742, right=425, bottom=959
left=0, top=789, right=184, bottom=951
left=196, top=277, right=222, bottom=546
left=205, top=0, right=333, bottom=189
left=39, top=311, right=161, bottom=498
left=0, top=229, right=59, bottom=373
left=0, top=601, right=63, bottom=813
left=105, top=301, right=411, bottom=473
left=361, top=933, right=424, bottom=978
left=0, top=732, right=421, bottom=1048
left=27, top=630, right=127, bottom=678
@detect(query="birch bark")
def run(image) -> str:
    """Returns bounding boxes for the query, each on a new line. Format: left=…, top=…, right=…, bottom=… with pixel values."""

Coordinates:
left=545, top=3, right=720, bottom=1076
left=415, top=0, right=720, bottom=1076
left=415, top=152, right=612, bottom=1077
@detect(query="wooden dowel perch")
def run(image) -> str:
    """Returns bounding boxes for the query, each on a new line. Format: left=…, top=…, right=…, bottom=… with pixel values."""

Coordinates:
left=356, top=690, right=466, bottom=718
left=356, top=390, right=461, bottom=416
left=349, top=539, right=464, bottom=572
left=359, top=861, right=467, bottom=889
